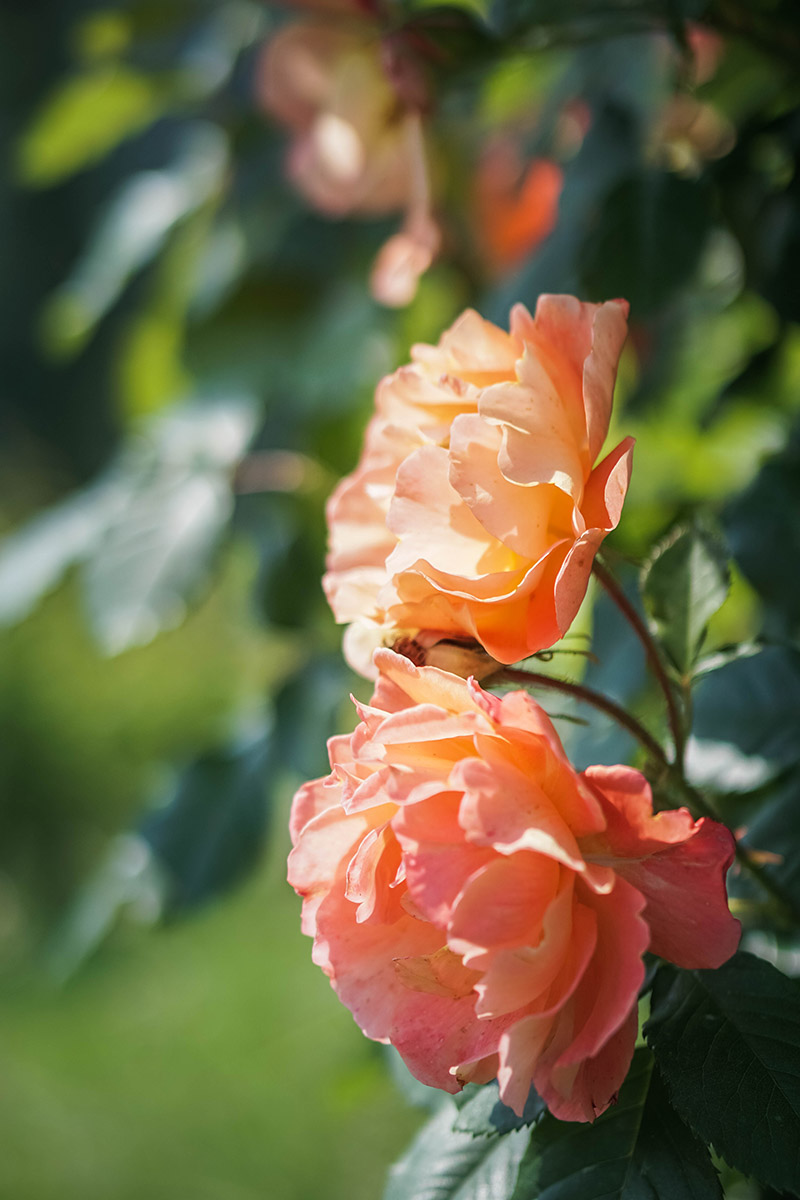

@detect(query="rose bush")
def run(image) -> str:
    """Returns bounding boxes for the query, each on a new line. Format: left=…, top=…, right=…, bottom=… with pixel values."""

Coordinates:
left=324, top=295, right=634, bottom=675
left=288, top=649, right=740, bottom=1122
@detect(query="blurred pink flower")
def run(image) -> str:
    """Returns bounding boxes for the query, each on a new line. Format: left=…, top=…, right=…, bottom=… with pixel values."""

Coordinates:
left=258, top=20, right=416, bottom=217
left=288, top=649, right=740, bottom=1121
left=324, top=296, right=634, bottom=674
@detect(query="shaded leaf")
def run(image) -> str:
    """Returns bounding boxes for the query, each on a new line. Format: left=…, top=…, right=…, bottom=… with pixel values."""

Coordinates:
left=384, top=1101, right=529, bottom=1200
left=646, top=954, right=800, bottom=1195
left=725, top=437, right=800, bottom=638
left=582, top=173, right=712, bottom=318
left=141, top=730, right=273, bottom=915
left=273, top=655, right=357, bottom=780
left=642, top=521, right=730, bottom=676
left=511, top=1048, right=721, bottom=1200
left=453, top=1081, right=545, bottom=1138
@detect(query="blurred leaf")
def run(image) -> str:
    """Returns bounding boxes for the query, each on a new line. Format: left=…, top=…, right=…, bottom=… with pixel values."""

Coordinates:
left=510, top=1049, right=721, bottom=1200
left=384, top=1101, right=529, bottom=1200
left=41, top=123, right=228, bottom=357
left=453, top=1081, right=545, bottom=1138
left=686, top=645, right=800, bottom=792
left=0, top=398, right=257, bottom=652
left=725, top=436, right=800, bottom=638
left=141, top=729, right=273, bottom=916
left=582, top=173, right=712, bottom=317
left=0, top=482, right=113, bottom=626
left=274, top=655, right=357, bottom=780
left=642, top=522, right=730, bottom=677
left=84, top=397, right=257, bottom=653
left=47, top=834, right=166, bottom=983
left=646, top=955, right=800, bottom=1195
left=17, top=65, right=166, bottom=187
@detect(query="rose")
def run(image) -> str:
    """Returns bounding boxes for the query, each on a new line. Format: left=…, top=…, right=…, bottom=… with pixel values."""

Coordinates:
left=473, top=145, right=563, bottom=273
left=257, top=21, right=416, bottom=218
left=288, top=649, right=740, bottom=1122
left=323, top=296, right=634, bottom=675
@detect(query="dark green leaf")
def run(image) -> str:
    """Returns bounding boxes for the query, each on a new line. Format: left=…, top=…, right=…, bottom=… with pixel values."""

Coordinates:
left=686, top=645, right=800, bottom=792
left=511, top=1048, right=721, bottom=1200
left=273, top=655, right=358, bottom=780
left=725, top=437, right=800, bottom=638
left=642, top=521, right=730, bottom=677
left=141, top=731, right=273, bottom=915
left=581, top=173, right=712, bottom=318
left=385, top=1102, right=529, bottom=1200
left=646, top=954, right=800, bottom=1195
left=453, top=1081, right=545, bottom=1138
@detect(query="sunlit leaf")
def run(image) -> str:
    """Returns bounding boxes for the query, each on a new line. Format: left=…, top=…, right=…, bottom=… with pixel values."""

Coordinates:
left=41, top=123, right=228, bottom=357
left=642, top=521, right=730, bottom=677
left=686, top=645, right=800, bottom=792
left=17, top=65, right=165, bottom=187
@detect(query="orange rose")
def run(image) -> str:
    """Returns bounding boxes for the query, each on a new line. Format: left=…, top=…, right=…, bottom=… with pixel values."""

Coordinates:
left=473, top=143, right=563, bottom=273
left=288, top=650, right=740, bottom=1121
left=324, top=296, right=634, bottom=673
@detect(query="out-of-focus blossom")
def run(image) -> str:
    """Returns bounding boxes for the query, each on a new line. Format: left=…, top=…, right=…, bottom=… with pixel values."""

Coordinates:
left=473, top=142, right=562, bottom=273
left=324, top=296, right=633, bottom=675
left=258, top=19, right=439, bottom=304
left=258, top=21, right=415, bottom=217
left=288, top=650, right=740, bottom=1121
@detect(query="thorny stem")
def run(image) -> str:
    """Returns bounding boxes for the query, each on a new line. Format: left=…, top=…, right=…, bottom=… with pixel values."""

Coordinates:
left=592, top=559, right=687, bottom=768
left=496, top=667, right=669, bottom=769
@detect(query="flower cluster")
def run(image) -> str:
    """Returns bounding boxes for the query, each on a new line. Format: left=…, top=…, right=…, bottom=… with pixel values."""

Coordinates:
left=289, top=294, right=740, bottom=1123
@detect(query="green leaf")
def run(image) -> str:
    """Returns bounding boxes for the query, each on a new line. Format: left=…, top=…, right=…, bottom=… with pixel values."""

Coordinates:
left=725, top=438, right=800, bottom=639
left=40, top=123, right=228, bottom=357
left=642, top=521, right=730, bottom=676
left=646, top=954, right=800, bottom=1195
left=453, top=1081, right=545, bottom=1138
left=384, top=1101, right=529, bottom=1200
left=581, top=172, right=713, bottom=318
left=83, top=396, right=257, bottom=653
left=17, top=65, right=165, bottom=187
left=686, top=645, right=800, bottom=792
left=141, top=731, right=273, bottom=915
left=511, top=1048, right=721, bottom=1200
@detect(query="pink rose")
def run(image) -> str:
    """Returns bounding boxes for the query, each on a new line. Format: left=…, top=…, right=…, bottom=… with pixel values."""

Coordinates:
left=324, top=296, right=634, bottom=674
left=288, top=649, right=740, bottom=1122
left=258, top=21, right=416, bottom=217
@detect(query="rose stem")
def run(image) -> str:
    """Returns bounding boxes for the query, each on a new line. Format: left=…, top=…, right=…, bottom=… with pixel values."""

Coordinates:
left=496, top=667, right=668, bottom=768
left=592, top=558, right=686, bottom=766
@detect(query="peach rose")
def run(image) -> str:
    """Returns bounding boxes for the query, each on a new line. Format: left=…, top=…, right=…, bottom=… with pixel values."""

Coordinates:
left=288, top=649, right=740, bottom=1121
left=324, top=296, right=634, bottom=674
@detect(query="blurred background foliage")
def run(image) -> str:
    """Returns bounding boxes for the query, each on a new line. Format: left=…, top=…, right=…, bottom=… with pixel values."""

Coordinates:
left=0, top=0, right=799, bottom=1195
